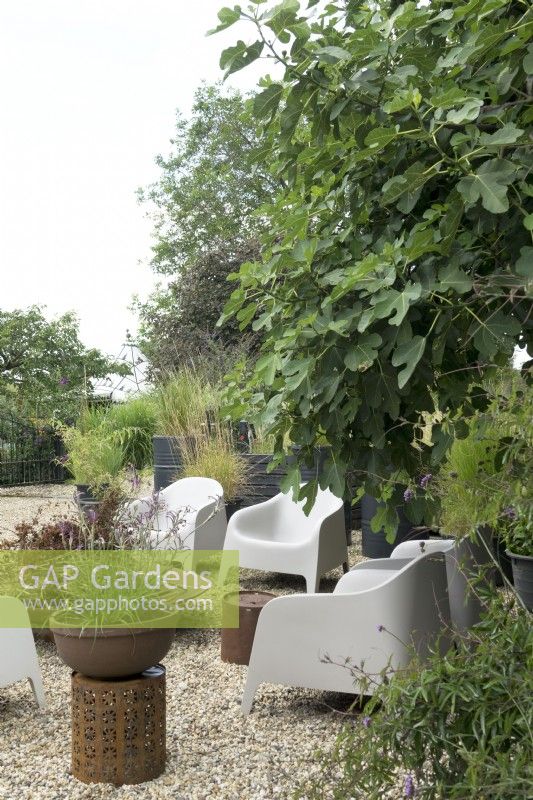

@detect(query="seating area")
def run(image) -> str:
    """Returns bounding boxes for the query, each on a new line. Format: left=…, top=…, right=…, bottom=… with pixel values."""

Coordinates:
left=0, top=478, right=449, bottom=783
left=0, top=483, right=370, bottom=798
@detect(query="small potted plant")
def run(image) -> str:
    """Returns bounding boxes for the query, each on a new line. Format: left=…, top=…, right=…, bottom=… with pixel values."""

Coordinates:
left=50, top=492, right=177, bottom=678
left=503, top=504, right=533, bottom=611
left=58, top=422, right=124, bottom=509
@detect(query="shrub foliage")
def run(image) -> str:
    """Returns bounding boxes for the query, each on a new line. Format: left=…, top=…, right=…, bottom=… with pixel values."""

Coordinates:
left=217, top=0, right=533, bottom=516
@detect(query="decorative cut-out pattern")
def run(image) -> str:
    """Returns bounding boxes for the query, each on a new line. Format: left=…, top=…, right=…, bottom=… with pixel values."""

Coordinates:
left=71, top=667, right=166, bottom=786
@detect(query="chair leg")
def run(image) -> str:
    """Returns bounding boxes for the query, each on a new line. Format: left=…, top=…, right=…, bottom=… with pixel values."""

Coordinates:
left=342, top=561, right=350, bottom=574
left=28, top=671, right=46, bottom=710
left=305, top=574, right=320, bottom=593
left=241, top=675, right=259, bottom=716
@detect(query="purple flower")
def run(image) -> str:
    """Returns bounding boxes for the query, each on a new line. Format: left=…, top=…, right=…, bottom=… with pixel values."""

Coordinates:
left=128, top=466, right=141, bottom=491
left=58, top=454, right=69, bottom=464
left=404, top=774, right=415, bottom=798
left=86, top=509, right=97, bottom=524
left=362, top=716, right=371, bottom=728
left=502, top=506, right=517, bottom=520
left=377, top=624, right=384, bottom=633
left=404, top=487, right=415, bottom=502
left=59, top=376, right=69, bottom=386
left=419, top=473, right=432, bottom=489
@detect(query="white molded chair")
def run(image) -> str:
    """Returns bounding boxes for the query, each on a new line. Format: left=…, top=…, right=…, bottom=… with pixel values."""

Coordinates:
left=391, top=536, right=494, bottom=634
left=241, top=552, right=450, bottom=714
left=224, top=488, right=347, bottom=593
left=391, top=539, right=455, bottom=559
left=0, top=596, right=46, bottom=709
left=129, top=477, right=227, bottom=550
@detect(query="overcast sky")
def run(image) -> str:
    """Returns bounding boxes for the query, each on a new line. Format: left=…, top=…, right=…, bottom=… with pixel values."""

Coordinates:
left=0, top=1, right=267, bottom=357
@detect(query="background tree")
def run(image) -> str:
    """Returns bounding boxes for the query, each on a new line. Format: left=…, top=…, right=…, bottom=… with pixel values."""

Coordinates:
left=136, top=84, right=277, bottom=373
left=0, top=306, right=127, bottom=422
left=216, top=0, right=532, bottom=519
left=136, top=241, right=260, bottom=375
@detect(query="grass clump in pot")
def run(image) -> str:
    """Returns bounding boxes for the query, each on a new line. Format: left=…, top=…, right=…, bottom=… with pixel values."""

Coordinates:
left=181, top=428, right=249, bottom=503
left=153, top=367, right=218, bottom=437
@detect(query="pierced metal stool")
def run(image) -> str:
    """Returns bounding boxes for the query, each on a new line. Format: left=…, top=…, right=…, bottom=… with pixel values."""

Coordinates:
left=71, top=665, right=166, bottom=786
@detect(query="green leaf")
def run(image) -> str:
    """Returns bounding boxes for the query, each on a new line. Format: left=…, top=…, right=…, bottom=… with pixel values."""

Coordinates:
left=381, top=162, right=437, bottom=212
left=298, top=479, right=318, bottom=515
left=364, top=127, right=398, bottom=150
left=321, top=454, right=346, bottom=499
left=457, top=159, right=516, bottom=214
left=283, top=357, right=314, bottom=391
left=254, top=84, right=284, bottom=120
left=405, top=227, right=440, bottom=261
left=330, top=97, right=349, bottom=120
left=437, top=263, right=472, bottom=294
left=220, top=40, right=264, bottom=76
left=473, top=312, right=521, bottom=359
left=264, top=0, right=300, bottom=36
left=429, top=87, right=470, bottom=108
left=256, top=393, right=283, bottom=428
left=370, top=290, right=401, bottom=321
left=479, top=123, right=524, bottom=145
left=440, top=191, right=464, bottom=255
left=445, top=98, right=483, bottom=124
left=523, top=214, right=533, bottom=231
left=255, top=352, right=280, bottom=385
left=515, top=247, right=533, bottom=278
left=389, top=283, right=422, bottom=326
left=344, top=334, right=382, bottom=371
left=383, top=91, right=412, bottom=113
left=391, top=336, right=426, bottom=389
left=280, top=87, right=305, bottom=137
left=315, top=45, right=352, bottom=64
left=294, top=238, right=318, bottom=263
left=207, top=6, right=241, bottom=35
left=523, top=45, right=533, bottom=74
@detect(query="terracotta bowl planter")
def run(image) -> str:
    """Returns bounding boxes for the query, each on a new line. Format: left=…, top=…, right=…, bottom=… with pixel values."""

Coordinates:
left=33, top=627, right=55, bottom=643
left=51, top=627, right=175, bottom=679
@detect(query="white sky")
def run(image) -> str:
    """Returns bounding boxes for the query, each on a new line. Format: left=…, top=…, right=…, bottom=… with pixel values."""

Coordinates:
left=0, top=1, right=267, bottom=357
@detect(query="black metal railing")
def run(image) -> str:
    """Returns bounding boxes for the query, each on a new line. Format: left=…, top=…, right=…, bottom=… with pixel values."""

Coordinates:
left=0, top=414, right=66, bottom=486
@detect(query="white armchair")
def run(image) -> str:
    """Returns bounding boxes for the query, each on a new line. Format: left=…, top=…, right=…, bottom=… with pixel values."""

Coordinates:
left=241, top=552, right=450, bottom=714
left=0, top=596, right=46, bottom=709
left=129, top=477, right=227, bottom=550
left=224, top=487, right=347, bottom=592
left=391, top=536, right=494, bottom=633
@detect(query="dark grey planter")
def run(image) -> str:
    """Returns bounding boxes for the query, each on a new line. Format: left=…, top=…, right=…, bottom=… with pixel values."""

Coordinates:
left=239, top=453, right=289, bottom=506
left=361, top=494, right=428, bottom=558
left=152, top=435, right=197, bottom=492
left=445, top=528, right=495, bottom=633
left=225, top=499, right=243, bottom=520
left=75, top=484, right=108, bottom=516
left=506, top=551, right=533, bottom=611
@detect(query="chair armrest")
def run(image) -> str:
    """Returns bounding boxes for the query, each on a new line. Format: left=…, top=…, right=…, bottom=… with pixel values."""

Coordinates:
left=391, top=539, right=454, bottom=559
left=334, top=560, right=410, bottom=594
left=226, top=494, right=281, bottom=532
left=249, top=590, right=410, bottom=678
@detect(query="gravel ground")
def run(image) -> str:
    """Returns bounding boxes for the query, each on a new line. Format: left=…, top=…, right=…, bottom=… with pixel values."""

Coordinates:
left=0, top=484, right=76, bottom=543
left=0, top=485, right=370, bottom=800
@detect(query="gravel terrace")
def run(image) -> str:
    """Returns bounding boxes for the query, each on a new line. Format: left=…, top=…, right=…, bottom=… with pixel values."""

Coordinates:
left=0, top=485, right=369, bottom=800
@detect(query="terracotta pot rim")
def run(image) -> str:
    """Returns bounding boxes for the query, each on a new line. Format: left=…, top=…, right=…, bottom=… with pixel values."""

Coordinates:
left=51, top=626, right=174, bottom=638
